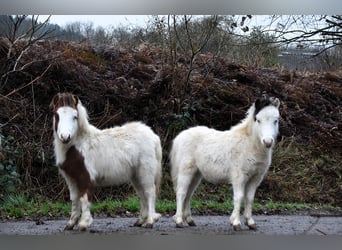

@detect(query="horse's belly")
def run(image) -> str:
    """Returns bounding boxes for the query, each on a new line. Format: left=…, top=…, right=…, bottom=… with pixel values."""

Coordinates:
left=196, top=154, right=231, bottom=184
left=199, top=167, right=230, bottom=184
left=95, top=175, right=130, bottom=187
left=93, top=165, right=133, bottom=187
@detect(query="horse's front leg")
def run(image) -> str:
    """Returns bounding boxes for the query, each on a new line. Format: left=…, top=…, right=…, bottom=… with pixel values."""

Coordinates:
left=243, top=190, right=257, bottom=230
left=65, top=198, right=81, bottom=230
left=243, top=177, right=261, bottom=230
left=63, top=178, right=81, bottom=230
left=230, top=181, right=245, bottom=231
left=77, top=193, right=93, bottom=231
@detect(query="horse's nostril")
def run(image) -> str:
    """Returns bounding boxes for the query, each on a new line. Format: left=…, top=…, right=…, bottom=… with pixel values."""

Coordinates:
left=60, top=134, right=71, bottom=144
left=263, top=139, right=273, bottom=148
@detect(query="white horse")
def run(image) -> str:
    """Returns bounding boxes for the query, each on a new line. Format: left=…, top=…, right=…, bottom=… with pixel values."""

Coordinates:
left=50, top=93, right=162, bottom=230
left=171, top=95, right=280, bottom=230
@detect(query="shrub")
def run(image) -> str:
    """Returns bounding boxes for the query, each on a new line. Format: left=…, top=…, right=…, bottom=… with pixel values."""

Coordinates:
left=0, top=133, right=21, bottom=200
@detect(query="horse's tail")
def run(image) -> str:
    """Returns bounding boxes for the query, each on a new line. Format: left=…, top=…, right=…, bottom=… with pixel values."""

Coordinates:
left=154, top=136, right=162, bottom=195
left=169, top=137, right=179, bottom=192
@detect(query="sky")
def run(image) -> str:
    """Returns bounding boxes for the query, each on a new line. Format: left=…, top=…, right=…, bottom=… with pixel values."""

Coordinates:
left=39, top=15, right=272, bottom=32
left=39, top=15, right=150, bottom=29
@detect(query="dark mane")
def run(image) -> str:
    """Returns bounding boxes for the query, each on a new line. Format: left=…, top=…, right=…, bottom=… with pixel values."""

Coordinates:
left=253, top=95, right=273, bottom=121
left=50, top=93, right=78, bottom=112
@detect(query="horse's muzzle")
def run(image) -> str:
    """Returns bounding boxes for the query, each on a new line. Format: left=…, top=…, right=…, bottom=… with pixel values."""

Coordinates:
left=262, top=138, right=274, bottom=148
left=60, top=134, right=71, bottom=144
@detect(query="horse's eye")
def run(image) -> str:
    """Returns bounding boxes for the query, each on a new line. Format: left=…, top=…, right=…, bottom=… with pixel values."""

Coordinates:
left=274, top=120, right=278, bottom=125
left=256, top=119, right=261, bottom=124
left=73, top=116, right=78, bottom=121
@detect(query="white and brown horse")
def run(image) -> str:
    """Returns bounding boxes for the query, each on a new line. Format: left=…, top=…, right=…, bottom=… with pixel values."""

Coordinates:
left=50, top=93, right=162, bottom=230
left=171, top=95, right=280, bottom=230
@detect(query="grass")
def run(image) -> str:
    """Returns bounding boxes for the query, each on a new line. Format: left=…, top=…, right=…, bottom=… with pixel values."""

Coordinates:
left=0, top=193, right=339, bottom=220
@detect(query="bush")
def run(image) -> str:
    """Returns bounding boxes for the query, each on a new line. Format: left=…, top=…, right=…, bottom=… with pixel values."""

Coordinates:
left=0, top=133, right=21, bottom=199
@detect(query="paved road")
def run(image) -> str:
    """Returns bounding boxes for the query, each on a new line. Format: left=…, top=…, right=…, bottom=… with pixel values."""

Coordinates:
left=1, top=215, right=342, bottom=235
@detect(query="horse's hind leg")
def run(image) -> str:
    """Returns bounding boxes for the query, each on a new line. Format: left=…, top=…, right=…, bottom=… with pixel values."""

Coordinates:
left=132, top=178, right=160, bottom=228
left=183, top=170, right=202, bottom=227
left=131, top=177, right=149, bottom=227
left=173, top=167, right=197, bottom=228
left=144, top=184, right=160, bottom=228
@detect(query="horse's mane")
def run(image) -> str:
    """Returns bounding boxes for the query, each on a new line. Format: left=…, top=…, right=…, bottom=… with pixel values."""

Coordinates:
left=76, top=101, right=99, bottom=134
left=230, top=104, right=255, bottom=136
left=50, top=92, right=78, bottom=112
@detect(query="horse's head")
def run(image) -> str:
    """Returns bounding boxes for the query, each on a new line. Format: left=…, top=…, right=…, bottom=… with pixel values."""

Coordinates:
left=253, top=95, right=280, bottom=149
left=50, top=93, right=79, bottom=144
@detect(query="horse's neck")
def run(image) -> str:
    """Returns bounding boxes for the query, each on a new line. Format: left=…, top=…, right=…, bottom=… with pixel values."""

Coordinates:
left=77, top=104, right=100, bottom=135
left=78, top=120, right=99, bottom=136
left=231, top=112, right=253, bottom=137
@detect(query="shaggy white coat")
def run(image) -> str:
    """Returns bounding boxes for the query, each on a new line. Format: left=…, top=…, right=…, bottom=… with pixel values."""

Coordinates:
left=53, top=100, right=162, bottom=230
left=171, top=99, right=280, bottom=229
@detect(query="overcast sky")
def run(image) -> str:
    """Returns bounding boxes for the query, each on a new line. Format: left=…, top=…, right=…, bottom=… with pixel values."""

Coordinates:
left=39, top=15, right=272, bottom=31
left=39, top=15, right=149, bottom=28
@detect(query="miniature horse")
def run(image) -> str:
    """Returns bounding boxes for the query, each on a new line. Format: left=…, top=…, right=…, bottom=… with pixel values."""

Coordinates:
left=50, top=93, right=162, bottom=230
left=171, top=95, right=280, bottom=230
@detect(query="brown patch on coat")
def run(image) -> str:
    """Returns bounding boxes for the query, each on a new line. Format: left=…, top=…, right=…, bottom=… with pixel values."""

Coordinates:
left=60, top=146, right=94, bottom=200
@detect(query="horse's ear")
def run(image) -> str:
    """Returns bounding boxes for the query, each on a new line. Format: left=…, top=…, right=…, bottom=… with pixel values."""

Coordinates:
left=271, top=98, right=280, bottom=108
left=49, top=94, right=60, bottom=110
left=72, top=94, right=79, bottom=106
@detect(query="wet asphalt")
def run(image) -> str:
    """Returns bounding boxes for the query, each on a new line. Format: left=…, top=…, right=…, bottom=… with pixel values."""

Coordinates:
left=1, top=215, right=342, bottom=235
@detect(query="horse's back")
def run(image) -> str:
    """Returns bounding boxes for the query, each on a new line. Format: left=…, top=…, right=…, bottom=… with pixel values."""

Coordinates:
left=172, top=126, right=228, bottom=154
left=173, top=126, right=218, bottom=146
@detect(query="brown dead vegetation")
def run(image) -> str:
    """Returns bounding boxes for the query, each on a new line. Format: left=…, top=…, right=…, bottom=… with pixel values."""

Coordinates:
left=0, top=40, right=341, bottom=206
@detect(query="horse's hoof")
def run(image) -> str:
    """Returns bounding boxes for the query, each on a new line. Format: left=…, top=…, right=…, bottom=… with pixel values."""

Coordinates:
left=248, top=223, right=257, bottom=230
left=145, top=223, right=153, bottom=229
left=153, top=213, right=162, bottom=222
left=64, top=224, right=74, bottom=231
left=133, top=221, right=143, bottom=227
left=233, top=224, right=241, bottom=231
left=78, top=226, right=87, bottom=232
left=176, top=223, right=184, bottom=228
left=188, top=221, right=196, bottom=227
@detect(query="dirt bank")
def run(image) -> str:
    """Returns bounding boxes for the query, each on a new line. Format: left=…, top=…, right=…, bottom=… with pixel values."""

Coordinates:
left=0, top=40, right=341, bottom=205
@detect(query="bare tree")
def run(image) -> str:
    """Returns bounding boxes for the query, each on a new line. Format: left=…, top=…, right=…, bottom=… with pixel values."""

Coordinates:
left=0, top=15, right=56, bottom=88
left=266, top=15, right=342, bottom=54
left=161, top=15, right=219, bottom=97
left=63, top=21, right=84, bottom=41
left=82, top=21, right=94, bottom=43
